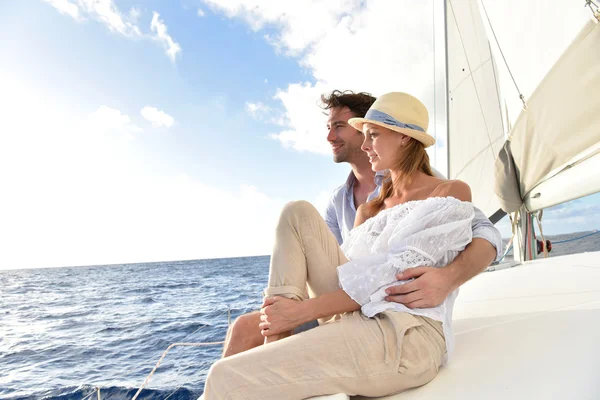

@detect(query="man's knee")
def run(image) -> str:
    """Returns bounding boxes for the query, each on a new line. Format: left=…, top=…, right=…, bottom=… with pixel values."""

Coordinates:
left=227, top=311, right=263, bottom=347
left=279, top=200, right=319, bottom=225
left=222, top=311, right=263, bottom=358
left=230, top=311, right=261, bottom=337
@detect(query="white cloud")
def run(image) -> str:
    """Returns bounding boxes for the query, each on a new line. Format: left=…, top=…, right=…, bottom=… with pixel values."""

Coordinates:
left=203, top=0, right=362, bottom=55
left=129, top=7, right=141, bottom=22
left=90, top=105, right=142, bottom=139
left=78, top=0, right=141, bottom=37
left=0, top=72, right=340, bottom=269
left=151, top=12, right=182, bottom=63
left=197, top=8, right=206, bottom=17
left=141, top=106, right=175, bottom=128
left=205, top=0, right=435, bottom=155
left=43, top=0, right=182, bottom=62
left=0, top=76, right=289, bottom=270
left=43, top=0, right=81, bottom=20
left=246, top=101, right=270, bottom=116
left=245, top=101, right=285, bottom=126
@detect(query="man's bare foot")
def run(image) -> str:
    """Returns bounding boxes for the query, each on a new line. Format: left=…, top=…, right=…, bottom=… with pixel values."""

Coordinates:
left=264, top=330, right=292, bottom=344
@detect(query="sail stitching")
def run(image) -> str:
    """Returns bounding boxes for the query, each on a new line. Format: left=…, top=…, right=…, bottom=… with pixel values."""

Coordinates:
left=448, top=1, right=498, bottom=188
left=453, top=136, right=504, bottom=183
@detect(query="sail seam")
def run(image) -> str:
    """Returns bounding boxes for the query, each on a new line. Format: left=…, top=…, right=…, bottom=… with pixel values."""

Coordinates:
left=448, top=58, right=491, bottom=93
left=452, top=135, right=504, bottom=179
left=448, top=0, right=497, bottom=183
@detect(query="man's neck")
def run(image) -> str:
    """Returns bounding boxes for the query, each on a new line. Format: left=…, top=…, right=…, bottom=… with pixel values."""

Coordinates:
left=349, top=157, right=376, bottom=189
left=348, top=157, right=376, bottom=209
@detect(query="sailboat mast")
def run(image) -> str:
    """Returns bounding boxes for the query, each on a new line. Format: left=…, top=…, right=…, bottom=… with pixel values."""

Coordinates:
left=443, top=0, right=450, bottom=179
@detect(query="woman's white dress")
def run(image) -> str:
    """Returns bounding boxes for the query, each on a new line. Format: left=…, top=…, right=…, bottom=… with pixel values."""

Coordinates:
left=338, top=196, right=474, bottom=363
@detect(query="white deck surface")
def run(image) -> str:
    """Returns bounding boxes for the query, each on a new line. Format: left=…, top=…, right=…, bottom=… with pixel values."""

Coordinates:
left=322, top=251, right=600, bottom=400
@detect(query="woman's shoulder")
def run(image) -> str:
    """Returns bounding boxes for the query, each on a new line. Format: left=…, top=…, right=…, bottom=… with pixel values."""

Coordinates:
left=354, top=203, right=369, bottom=228
left=430, top=179, right=472, bottom=202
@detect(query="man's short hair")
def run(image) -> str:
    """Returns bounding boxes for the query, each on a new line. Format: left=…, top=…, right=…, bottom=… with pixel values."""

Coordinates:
left=320, top=90, right=376, bottom=119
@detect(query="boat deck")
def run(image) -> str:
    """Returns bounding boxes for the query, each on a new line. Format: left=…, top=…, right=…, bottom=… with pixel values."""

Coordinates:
left=317, top=251, right=600, bottom=400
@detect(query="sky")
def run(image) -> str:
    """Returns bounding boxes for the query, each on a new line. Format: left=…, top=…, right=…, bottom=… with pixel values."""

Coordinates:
left=0, top=0, right=598, bottom=270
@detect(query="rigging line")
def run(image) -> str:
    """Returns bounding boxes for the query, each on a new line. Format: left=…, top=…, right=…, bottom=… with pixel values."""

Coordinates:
left=447, top=59, right=489, bottom=94
left=182, top=304, right=256, bottom=342
left=585, top=0, right=600, bottom=20
left=116, top=305, right=239, bottom=395
left=497, top=229, right=600, bottom=262
left=132, top=342, right=225, bottom=400
left=553, top=230, right=600, bottom=244
left=448, top=1, right=498, bottom=170
left=468, top=0, right=503, bottom=151
left=81, top=387, right=99, bottom=400
left=130, top=305, right=255, bottom=399
left=489, top=42, right=506, bottom=138
left=163, top=388, right=180, bottom=400
left=480, top=0, right=526, bottom=106
left=182, top=307, right=231, bottom=341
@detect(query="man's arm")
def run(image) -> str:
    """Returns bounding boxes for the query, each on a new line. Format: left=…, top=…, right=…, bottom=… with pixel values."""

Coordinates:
left=384, top=238, right=497, bottom=308
left=260, top=290, right=359, bottom=336
left=386, top=191, right=502, bottom=309
left=323, top=193, right=343, bottom=245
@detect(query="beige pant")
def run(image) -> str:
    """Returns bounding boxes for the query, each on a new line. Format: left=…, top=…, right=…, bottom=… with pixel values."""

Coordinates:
left=203, top=201, right=446, bottom=400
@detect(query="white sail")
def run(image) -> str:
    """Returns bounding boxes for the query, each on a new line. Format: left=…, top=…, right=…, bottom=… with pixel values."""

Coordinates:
left=445, top=0, right=505, bottom=218
left=495, top=18, right=600, bottom=212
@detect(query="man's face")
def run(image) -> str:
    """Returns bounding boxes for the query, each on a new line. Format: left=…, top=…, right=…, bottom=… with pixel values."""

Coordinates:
left=326, top=106, right=365, bottom=163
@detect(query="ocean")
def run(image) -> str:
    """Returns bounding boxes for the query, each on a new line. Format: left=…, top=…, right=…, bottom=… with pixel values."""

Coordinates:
left=1, top=257, right=269, bottom=400
left=1, top=230, right=598, bottom=400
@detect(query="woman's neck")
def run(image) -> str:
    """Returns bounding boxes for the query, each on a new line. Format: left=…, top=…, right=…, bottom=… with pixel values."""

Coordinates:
left=389, top=169, right=438, bottom=198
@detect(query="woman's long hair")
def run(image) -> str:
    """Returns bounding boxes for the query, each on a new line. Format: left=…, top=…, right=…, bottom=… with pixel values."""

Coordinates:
left=363, top=137, right=434, bottom=219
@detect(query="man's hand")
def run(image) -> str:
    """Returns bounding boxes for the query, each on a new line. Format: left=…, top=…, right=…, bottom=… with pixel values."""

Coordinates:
left=259, top=296, right=306, bottom=337
left=385, top=267, right=459, bottom=309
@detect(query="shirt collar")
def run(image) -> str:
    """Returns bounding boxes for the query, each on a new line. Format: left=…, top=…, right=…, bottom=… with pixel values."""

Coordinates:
left=374, top=170, right=387, bottom=186
left=345, top=172, right=357, bottom=191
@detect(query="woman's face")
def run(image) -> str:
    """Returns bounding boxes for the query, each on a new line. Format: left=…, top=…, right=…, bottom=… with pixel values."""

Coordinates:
left=361, top=122, right=408, bottom=171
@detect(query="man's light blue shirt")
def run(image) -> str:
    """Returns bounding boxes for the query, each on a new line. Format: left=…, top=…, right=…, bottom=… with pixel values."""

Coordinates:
left=323, top=170, right=503, bottom=259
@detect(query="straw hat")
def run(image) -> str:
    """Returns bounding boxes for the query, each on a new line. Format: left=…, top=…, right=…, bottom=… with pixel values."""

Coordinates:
left=348, top=92, right=435, bottom=148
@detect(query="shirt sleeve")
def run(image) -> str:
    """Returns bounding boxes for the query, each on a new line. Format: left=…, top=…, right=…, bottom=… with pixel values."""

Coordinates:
left=471, top=206, right=503, bottom=260
left=323, top=194, right=343, bottom=245
left=338, top=199, right=474, bottom=307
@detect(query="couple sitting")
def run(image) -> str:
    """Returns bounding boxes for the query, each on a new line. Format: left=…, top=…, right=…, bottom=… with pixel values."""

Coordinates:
left=203, top=91, right=502, bottom=400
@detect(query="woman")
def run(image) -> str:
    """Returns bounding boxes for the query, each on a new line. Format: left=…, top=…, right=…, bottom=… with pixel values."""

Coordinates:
left=203, top=92, right=474, bottom=400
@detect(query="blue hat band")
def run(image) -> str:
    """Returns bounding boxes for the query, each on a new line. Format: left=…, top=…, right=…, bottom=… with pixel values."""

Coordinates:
left=364, top=109, right=425, bottom=133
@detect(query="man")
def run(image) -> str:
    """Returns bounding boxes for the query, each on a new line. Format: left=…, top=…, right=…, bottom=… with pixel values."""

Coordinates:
left=320, top=91, right=502, bottom=309
left=221, top=90, right=502, bottom=357
left=321, top=90, right=379, bottom=244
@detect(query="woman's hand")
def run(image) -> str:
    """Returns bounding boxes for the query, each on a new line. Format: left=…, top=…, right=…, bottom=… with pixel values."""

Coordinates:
left=259, top=296, right=306, bottom=337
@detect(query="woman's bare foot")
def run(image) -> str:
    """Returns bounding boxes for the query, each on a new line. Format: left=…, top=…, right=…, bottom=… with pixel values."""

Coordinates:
left=264, top=330, right=292, bottom=344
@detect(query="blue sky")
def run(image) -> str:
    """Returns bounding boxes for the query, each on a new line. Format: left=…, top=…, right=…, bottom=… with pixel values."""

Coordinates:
left=0, top=0, right=598, bottom=269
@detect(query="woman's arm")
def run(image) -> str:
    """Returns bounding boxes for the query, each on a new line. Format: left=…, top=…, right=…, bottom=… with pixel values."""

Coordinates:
left=259, top=290, right=359, bottom=336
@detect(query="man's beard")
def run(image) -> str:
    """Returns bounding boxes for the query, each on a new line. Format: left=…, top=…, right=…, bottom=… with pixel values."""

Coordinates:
left=333, top=143, right=361, bottom=163
left=333, top=149, right=348, bottom=163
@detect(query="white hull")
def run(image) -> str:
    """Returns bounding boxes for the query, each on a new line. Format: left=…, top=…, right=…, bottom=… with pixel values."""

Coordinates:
left=318, top=251, right=600, bottom=400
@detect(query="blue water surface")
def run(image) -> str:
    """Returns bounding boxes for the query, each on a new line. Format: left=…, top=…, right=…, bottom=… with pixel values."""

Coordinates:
left=0, top=257, right=269, bottom=399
